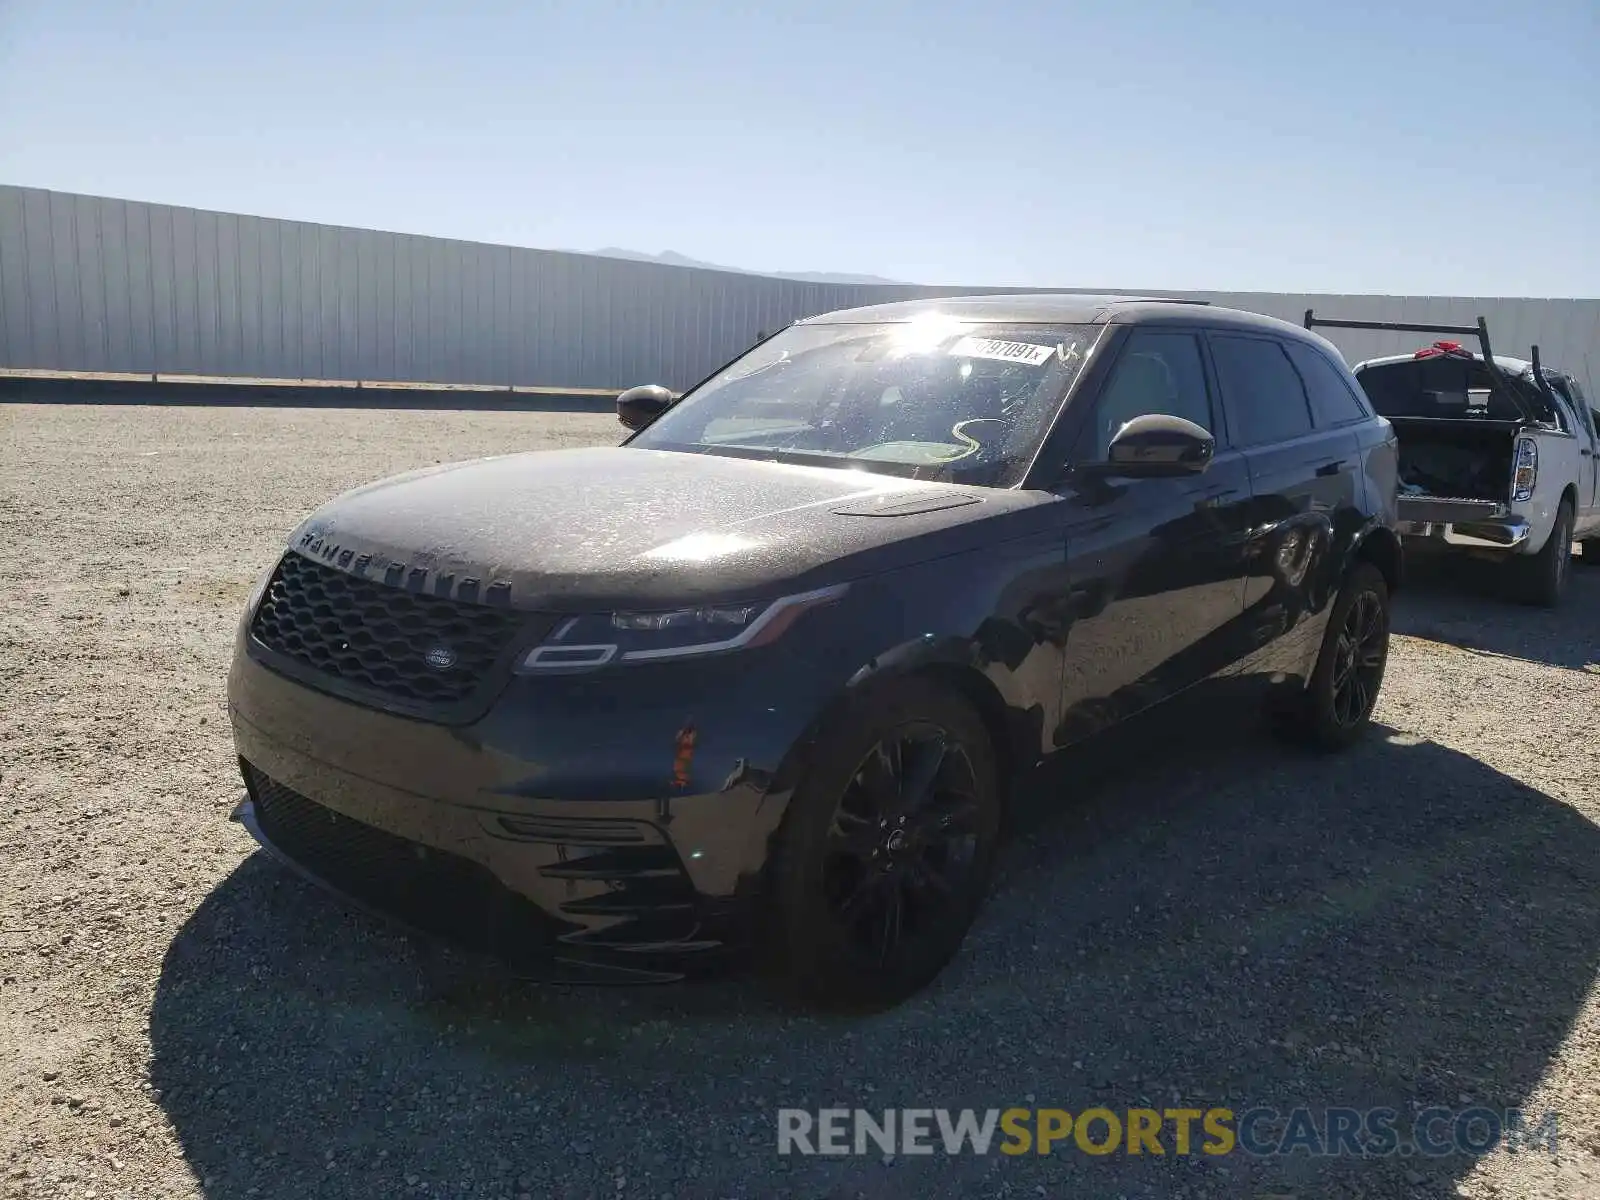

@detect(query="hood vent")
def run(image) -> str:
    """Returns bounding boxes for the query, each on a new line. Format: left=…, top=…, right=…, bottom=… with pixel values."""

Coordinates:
left=831, top=490, right=980, bottom=518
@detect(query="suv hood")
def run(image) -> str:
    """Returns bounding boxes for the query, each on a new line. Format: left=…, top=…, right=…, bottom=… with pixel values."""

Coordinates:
left=286, top=446, right=1052, bottom=610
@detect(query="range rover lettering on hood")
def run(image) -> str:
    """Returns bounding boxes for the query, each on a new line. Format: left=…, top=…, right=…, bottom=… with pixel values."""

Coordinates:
left=295, top=529, right=516, bottom=605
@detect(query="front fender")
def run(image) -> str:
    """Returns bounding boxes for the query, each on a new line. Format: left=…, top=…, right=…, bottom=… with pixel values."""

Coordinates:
left=767, top=533, right=1071, bottom=799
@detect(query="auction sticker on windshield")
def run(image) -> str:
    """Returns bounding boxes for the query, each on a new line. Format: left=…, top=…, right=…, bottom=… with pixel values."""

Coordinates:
left=948, top=337, right=1055, bottom=367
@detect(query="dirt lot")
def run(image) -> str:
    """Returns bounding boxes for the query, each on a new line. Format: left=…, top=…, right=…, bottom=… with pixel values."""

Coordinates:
left=2, top=401, right=1598, bottom=1200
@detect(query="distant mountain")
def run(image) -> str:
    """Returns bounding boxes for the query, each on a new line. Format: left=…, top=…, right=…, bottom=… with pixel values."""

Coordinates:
left=587, top=247, right=904, bottom=286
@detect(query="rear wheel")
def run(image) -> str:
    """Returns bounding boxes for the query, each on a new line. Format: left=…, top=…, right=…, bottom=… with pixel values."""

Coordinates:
left=765, top=679, right=1001, bottom=1011
left=1278, top=562, right=1390, bottom=752
left=1511, top=500, right=1572, bottom=607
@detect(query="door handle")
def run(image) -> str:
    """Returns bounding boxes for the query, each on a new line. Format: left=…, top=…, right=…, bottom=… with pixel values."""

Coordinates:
left=1315, top=460, right=1347, bottom=477
left=1582, top=448, right=1594, bottom=457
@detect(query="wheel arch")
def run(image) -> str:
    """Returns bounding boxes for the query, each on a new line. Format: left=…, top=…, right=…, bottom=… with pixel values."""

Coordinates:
left=903, top=661, right=1031, bottom=806
left=1528, top=485, right=1578, bottom=555
left=771, top=636, right=1041, bottom=821
left=1350, top=522, right=1403, bottom=595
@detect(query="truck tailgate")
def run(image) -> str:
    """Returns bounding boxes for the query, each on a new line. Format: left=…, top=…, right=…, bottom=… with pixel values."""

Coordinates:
left=1397, top=495, right=1505, bottom=524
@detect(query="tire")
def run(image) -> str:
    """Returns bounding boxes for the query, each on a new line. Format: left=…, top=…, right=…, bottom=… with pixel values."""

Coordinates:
left=764, top=678, right=1002, bottom=1012
left=1510, top=500, right=1573, bottom=607
left=1279, top=562, right=1391, bottom=752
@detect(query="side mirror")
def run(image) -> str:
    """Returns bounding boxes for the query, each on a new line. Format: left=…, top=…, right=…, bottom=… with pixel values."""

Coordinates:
left=1089, top=413, right=1215, bottom=478
left=617, top=384, right=676, bottom=432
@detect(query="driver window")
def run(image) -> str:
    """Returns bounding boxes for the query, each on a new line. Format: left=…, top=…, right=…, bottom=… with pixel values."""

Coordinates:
left=1089, top=331, right=1214, bottom=459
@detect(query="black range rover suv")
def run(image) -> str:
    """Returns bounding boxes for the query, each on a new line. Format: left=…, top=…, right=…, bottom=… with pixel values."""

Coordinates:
left=228, top=295, right=1401, bottom=1010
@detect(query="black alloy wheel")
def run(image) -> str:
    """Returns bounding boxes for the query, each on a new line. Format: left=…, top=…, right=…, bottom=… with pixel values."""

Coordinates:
left=822, top=725, right=982, bottom=966
left=1281, top=561, right=1390, bottom=752
left=1330, top=589, right=1388, bottom=731
left=765, top=679, right=1001, bottom=1011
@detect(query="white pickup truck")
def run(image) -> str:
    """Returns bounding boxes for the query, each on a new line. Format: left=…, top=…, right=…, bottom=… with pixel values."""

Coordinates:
left=1306, top=313, right=1600, bottom=606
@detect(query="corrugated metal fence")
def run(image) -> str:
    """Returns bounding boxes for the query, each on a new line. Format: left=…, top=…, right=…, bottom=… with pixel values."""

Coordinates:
left=2, top=184, right=1596, bottom=399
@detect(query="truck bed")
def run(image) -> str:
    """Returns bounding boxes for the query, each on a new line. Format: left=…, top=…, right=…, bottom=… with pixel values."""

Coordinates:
left=1388, top=416, right=1519, bottom=505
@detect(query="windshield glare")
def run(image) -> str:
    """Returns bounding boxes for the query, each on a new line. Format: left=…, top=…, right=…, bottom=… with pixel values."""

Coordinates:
left=630, top=319, right=1101, bottom=486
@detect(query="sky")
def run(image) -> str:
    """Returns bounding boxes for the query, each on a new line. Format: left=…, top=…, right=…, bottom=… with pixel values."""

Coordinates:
left=0, top=0, right=1595, bottom=297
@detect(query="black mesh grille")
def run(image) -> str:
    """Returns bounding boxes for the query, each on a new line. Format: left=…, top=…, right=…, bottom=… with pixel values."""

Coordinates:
left=249, top=551, right=527, bottom=709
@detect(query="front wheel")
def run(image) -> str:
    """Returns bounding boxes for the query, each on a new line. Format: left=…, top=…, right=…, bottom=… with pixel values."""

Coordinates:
left=1279, top=562, right=1391, bottom=752
left=764, top=679, right=1001, bottom=1011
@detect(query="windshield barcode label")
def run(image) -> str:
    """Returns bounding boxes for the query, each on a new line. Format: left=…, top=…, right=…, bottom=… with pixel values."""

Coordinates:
left=948, top=337, right=1054, bottom=367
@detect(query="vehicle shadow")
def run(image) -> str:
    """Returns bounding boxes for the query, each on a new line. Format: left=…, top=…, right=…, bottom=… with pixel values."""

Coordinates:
left=1391, top=551, right=1600, bottom=672
left=148, top=700, right=1600, bottom=1199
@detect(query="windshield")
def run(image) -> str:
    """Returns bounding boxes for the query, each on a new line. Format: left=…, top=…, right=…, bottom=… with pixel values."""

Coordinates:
left=629, top=318, right=1102, bottom=487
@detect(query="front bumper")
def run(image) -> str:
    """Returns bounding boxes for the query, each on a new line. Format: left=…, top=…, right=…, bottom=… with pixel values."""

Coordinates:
left=231, top=788, right=692, bottom=983
left=227, top=633, right=832, bottom=981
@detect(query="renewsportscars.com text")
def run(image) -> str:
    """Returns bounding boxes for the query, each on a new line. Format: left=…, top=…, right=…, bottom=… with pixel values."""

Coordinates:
left=777, top=1106, right=1559, bottom=1158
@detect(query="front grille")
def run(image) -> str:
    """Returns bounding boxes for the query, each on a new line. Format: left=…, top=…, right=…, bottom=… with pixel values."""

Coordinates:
left=249, top=551, right=528, bottom=710
left=244, top=765, right=565, bottom=959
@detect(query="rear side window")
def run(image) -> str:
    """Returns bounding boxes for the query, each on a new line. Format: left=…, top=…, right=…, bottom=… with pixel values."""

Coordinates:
left=1284, top=341, right=1370, bottom=427
left=1208, top=335, right=1315, bottom=446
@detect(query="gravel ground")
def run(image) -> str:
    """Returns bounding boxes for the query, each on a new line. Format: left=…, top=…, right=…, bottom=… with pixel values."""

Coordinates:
left=2, top=400, right=1598, bottom=1200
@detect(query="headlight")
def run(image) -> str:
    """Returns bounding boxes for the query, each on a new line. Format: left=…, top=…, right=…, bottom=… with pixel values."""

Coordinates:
left=517, top=583, right=849, bottom=673
left=1512, top=437, right=1538, bottom=502
left=244, top=556, right=281, bottom=617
